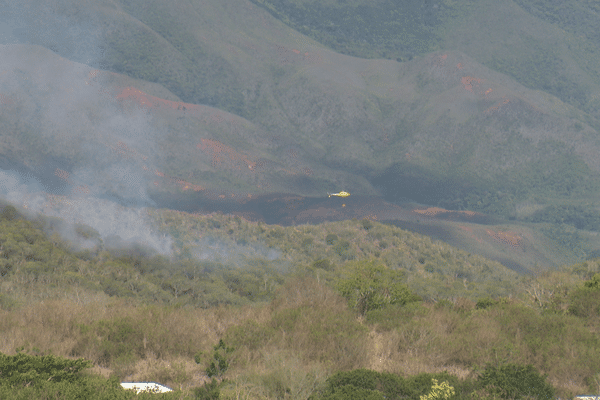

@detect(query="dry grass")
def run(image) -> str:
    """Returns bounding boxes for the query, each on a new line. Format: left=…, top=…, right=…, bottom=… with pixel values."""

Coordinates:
left=1, top=277, right=599, bottom=398
left=0, top=297, right=270, bottom=389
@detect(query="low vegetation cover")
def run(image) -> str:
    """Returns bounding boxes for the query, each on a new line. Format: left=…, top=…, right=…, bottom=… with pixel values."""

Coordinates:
left=0, top=202, right=525, bottom=309
left=0, top=351, right=186, bottom=399
left=0, top=352, right=559, bottom=400
left=2, top=203, right=600, bottom=398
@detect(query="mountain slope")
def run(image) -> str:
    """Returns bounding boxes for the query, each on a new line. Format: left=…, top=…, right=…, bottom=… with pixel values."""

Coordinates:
left=1, top=0, right=600, bottom=270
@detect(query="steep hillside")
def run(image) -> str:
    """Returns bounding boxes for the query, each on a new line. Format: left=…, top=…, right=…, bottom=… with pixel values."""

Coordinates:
left=1, top=0, right=600, bottom=271
left=251, top=0, right=600, bottom=124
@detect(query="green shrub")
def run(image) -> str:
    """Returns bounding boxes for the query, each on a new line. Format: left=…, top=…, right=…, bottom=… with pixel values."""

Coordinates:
left=567, top=287, right=600, bottom=318
left=0, top=375, right=134, bottom=400
left=312, top=258, right=334, bottom=271
left=194, top=378, right=221, bottom=400
left=475, top=298, right=496, bottom=310
left=336, top=260, right=420, bottom=315
left=334, top=240, right=354, bottom=260
left=0, top=352, right=91, bottom=387
left=93, top=317, right=144, bottom=366
left=313, top=385, right=385, bottom=400
left=361, top=219, right=374, bottom=230
left=309, top=369, right=410, bottom=400
left=420, top=379, right=455, bottom=400
left=477, top=363, right=555, bottom=400
left=1, top=205, right=19, bottom=221
left=269, top=228, right=284, bottom=238
left=206, top=340, right=234, bottom=378
left=325, top=234, right=338, bottom=245
left=584, top=273, right=600, bottom=290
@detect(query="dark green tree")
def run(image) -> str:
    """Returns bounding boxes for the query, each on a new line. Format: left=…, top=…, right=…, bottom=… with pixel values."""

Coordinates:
left=206, top=340, right=234, bottom=378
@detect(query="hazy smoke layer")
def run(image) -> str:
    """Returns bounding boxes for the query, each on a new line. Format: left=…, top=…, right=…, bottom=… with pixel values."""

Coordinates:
left=192, top=236, right=281, bottom=265
left=0, top=1, right=172, bottom=255
left=0, top=169, right=173, bottom=255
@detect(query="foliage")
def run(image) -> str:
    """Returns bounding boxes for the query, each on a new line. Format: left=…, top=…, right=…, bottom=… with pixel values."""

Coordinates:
left=477, top=363, right=555, bottom=400
left=333, top=239, right=354, bottom=261
left=309, top=369, right=410, bottom=400
left=540, top=223, right=589, bottom=262
left=325, top=234, right=338, bottom=245
left=104, top=0, right=246, bottom=116
left=566, top=273, right=600, bottom=318
left=0, top=352, right=146, bottom=399
left=525, top=205, right=600, bottom=231
left=475, top=298, right=497, bottom=310
left=225, top=319, right=275, bottom=351
left=1, top=205, right=20, bottom=221
left=0, top=352, right=91, bottom=387
left=420, top=379, right=455, bottom=400
left=206, top=340, right=234, bottom=378
left=194, top=378, right=221, bottom=400
left=583, top=273, right=600, bottom=290
left=250, top=0, right=445, bottom=62
left=312, top=258, right=334, bottom=271
left=336, top=259, right=420, bottom=315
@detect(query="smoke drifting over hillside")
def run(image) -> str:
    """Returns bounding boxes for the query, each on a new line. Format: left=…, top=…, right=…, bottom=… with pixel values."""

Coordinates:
left=0, top=2, right=173, bottom=255
left=192, top=236, right=282, bottom=265
left=0, top=0, right=105, bottom=67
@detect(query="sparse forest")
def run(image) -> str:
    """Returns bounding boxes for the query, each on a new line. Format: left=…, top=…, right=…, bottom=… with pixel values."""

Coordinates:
left=3, top=0, right=600, bottom=398
left=2, top=203, right=600, bottom=399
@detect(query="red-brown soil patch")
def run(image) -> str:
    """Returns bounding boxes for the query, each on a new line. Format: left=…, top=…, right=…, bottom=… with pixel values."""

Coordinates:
left=485, top=229, right=523, bottom=249
left=413, top=206, right=480, bottom=218
left=115, top=86, right=207, bottom=114
left=460, top=76, right=483, bottom=93
left=196, top=138, right=256, bottom=171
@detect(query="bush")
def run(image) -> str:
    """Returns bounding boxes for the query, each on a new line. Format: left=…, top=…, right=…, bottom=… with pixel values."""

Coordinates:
left=477, top=363, right=555, bottom=400
left=333, top=239, right=354, bottom=260
left=206, top=340, right=234, bottom=378
left=420, top=379, right=455, bottom=400
left=475, top=298, right=496, bottom=310
left=567, top=287, right=600, bottom=319
left=405, top=372, right=462, bottom=400
left=312, top=258, right=334, bottom=271
left=225, top=319, right=275, bottom=351
left=584, top=273, right=600, bottom=290
left=194, top=378, right=221, bottom=400
left=0, top=352, right=91, bottom=387
left=1, top=205, right=19, bottom=221
left=336, top=260, right=420, bottom=315
left=325, top=234, right=338, bottom=245
left=309, top=369, right=410, bottom=400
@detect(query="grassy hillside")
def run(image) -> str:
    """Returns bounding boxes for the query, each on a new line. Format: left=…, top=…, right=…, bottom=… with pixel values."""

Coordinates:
left=1, top=0, right=600, bottom=225
left=0, top=201, right=522, bottom=308
left=4, top=1, right=600, bottom=397
left=251, top=0, right=600, bottom=122
left=2, top=203, right=600, bottom=398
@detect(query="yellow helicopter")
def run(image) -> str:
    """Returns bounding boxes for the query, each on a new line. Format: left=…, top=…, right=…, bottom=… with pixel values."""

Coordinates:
left=328, top=191, right=350, bottom=198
